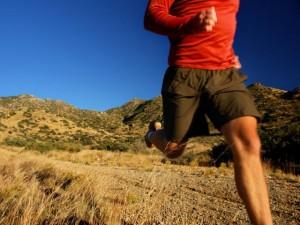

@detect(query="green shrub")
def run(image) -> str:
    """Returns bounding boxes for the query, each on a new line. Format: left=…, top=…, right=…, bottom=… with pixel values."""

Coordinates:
left=17, top=123, right=24, bottom=128
left=39, top=125, right=50, bottom=130
left=128, top=138, right=146, bottom=152
left=9, top=111, right=16, bottom=117
left=260, top=122, right=300, bottom=173
left=18, top=119, right=38, bottom=128
left=93, top=140, right=129, bottom=151
left=0, top=112, right=6, bottom=118
left=3, top=136, right=82, bottom=153
left=3, top=137, right=27, bottom=147
left=210, top=122, right=300, bottom=174
left=72, top=132, right=94, bottom=145
left=25, top=142, right=55, bottom=153
left=61, top=119, right=70, bottom=126
left=23, top=111, right=32, bottom=118
left=0, top=122, right=7, bottom=131
left=210, top=143, right=232, bottom=167
left=55, top=142, right=82, bottom=153
left=25, top=141, right=82, bottom=153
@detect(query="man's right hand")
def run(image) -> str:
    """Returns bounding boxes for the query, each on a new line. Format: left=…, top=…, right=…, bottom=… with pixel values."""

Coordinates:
left=184, top=7, right=217, bottom=34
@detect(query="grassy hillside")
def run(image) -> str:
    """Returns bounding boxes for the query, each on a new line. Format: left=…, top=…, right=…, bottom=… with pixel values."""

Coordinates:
left=0, top=84, right=299, bottom=172
left=0, top=95, right=137, bottom=151
left=0, top=85, right=299, bottom=224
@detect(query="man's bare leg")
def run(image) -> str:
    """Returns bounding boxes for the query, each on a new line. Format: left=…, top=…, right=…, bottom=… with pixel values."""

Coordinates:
left=221, top=116, right=273, bottom=225
left=146, top=122, right=186, bottom=158
left=148, top=128, right=168, bottom=151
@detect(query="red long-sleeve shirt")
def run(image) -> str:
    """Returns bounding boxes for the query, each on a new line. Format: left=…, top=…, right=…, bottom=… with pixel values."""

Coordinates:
left=144, top=0, right=239, bottom=70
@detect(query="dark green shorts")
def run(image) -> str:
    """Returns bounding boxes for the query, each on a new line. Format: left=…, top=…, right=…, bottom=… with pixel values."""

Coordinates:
left=161, top=67, right=261, bottom=143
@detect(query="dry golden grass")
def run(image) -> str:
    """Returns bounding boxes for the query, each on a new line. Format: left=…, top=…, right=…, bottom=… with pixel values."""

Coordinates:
left=0, top=152, right=104, bottom=225
left=45, top=149, right=163, bottom=169
left=0, top=147, right=194, bottom=225
left=0, top=146, right=299, bottom=225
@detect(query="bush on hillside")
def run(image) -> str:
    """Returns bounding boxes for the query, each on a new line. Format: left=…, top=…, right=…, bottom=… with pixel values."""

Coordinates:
left=92, top=140, right=129, bottom=152
left=25, top=141, right=83, bottom=153
left=3, top=137, right=82, bottom=153
left=18, top=119, right=38, bottom=128
left=210, top=122, right=300, bottom=174
left=0, top=122, right=7, bottom=131
left=8, top=111, right=16, bottom=117
left=0, top=112, right=6, bottom=118
left=72, top=132, right=95, bottom=145
left=23, top=111, right=32, bottom=118
left=210, top=143, right=232, bottom=167
left=260, top=122, right=300, bottom=173
left=25, top=141, right=56, bottom=152
left=4, top=137, right=28, bottom=147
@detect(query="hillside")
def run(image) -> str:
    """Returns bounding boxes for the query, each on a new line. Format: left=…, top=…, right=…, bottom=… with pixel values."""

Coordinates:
left=0, top=83, right=299, bottom=155
left=0, top=94, right=136, bottom=151
left=0, top=85, right=299, bottom=225
left=248, top=83, right=300, bottom=128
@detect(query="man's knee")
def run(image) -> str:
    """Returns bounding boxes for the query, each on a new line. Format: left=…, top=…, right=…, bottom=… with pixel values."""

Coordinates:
left=164, top=142, right=187, bottom=159
left=221, top=116, right=261, bottom=158
left=243, top=138, right=261, bottom=154
left=234, top=136, right=262, bottom=159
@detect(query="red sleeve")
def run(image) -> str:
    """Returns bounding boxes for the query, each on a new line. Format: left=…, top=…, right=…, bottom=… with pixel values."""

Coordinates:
left=144, top=0, right=192, bottom=36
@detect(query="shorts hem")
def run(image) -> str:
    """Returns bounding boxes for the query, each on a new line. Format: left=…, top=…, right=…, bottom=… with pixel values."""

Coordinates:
left=214, top=113, right=261, bottom=130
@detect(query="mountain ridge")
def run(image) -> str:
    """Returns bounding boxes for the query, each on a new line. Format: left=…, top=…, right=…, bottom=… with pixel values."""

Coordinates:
left=0, top=83, right=299, bottom=153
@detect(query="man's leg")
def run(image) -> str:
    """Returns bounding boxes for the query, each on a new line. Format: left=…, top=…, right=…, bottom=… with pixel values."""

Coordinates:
left=146, top=125, right=186, bottom=159
left=221, top=116, right=273, bottom=225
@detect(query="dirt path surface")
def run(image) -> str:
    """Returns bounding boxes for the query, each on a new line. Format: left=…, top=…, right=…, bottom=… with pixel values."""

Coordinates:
left=81, top=165, right=299, bottom=225
left=0, top=148, right=299, bottom=225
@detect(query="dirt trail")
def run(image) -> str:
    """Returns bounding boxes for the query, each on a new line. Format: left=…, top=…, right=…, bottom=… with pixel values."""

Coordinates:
left=0, top=148, right=299, bottom=225
left=84, top=164, right=299, bottom=225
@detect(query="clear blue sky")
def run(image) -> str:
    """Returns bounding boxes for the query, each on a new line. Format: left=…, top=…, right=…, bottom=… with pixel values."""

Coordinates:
left=0, top=0, right=299, bottom=111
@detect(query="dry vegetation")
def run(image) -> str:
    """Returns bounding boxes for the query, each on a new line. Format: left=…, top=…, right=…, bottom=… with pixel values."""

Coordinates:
left=0, top=146, right=299, bottom=225
left=0, top=86, right=299, bottom=224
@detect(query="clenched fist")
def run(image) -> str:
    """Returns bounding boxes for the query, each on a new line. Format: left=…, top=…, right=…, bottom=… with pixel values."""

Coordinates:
left=184, top=7, right=218, bottom=34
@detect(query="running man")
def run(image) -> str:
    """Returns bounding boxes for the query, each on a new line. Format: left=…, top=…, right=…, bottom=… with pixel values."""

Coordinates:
left=144, top=0, right=273, bottom=224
